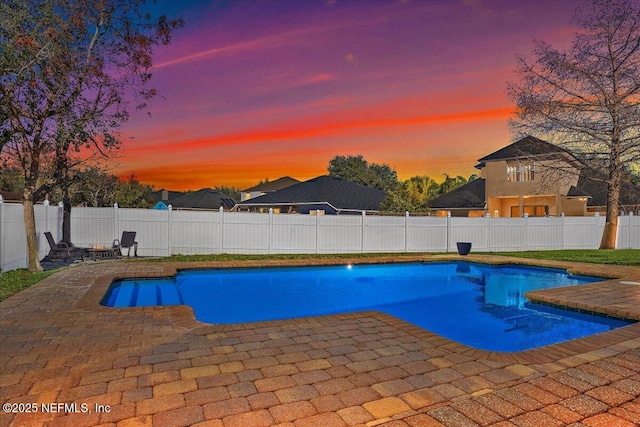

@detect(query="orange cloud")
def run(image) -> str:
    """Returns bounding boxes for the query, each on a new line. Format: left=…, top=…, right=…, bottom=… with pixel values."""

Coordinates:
left=125, top=106, right=514, bottom=155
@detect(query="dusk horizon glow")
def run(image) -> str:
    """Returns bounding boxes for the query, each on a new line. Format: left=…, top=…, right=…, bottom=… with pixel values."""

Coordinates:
left=116, top=0, right=585, bottom=191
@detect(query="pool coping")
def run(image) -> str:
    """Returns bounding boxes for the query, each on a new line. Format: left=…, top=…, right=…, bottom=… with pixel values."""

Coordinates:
left=77, top=254, right=640, bottom=365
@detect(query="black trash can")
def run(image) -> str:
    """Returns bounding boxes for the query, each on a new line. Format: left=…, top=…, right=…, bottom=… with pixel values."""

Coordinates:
left=456, top=242, right=472, bottom=256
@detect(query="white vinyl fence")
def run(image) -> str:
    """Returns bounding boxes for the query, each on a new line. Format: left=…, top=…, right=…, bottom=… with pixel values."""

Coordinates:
left=1, top=200, right=638, bottom=272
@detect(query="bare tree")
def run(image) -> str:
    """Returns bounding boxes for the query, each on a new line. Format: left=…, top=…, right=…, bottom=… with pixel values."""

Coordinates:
left=1, top=1, right=182, bottom=270
left=507, top=0, right=640, bottom=249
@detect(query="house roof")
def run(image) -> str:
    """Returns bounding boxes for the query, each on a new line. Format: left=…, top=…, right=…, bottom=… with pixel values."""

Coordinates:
left=476, top=136, right=575, bottom=168
left=237, top=175, right=387, bottom=212
left=0, top=190, right=22, bottom=202
left=572, top=169, right=640, bottom=207
left=429, top=178, right=486, bottom=210
left=242, top=176, right=300, bottom=193
left=566, top=186, right=592, bottom=199
left=150, top=189, right=186, bottom=203
left=169, top=188, right=237, bottom=210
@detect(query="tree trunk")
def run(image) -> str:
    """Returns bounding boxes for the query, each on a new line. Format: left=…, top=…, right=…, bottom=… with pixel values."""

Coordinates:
left=599, top=170, right=621, bottom=249
left=61, top=182, right=72, bottom=245
left=23, top=190, right=43, bottom=272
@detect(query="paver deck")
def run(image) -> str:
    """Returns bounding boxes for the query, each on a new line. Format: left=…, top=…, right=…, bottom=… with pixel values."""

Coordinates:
left=1, top=255, right=639, bottom=427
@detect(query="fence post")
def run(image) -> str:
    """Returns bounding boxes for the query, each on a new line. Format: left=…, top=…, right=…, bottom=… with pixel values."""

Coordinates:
left=629, top=212, right=634, bottom=249
left=446, top=212, right=451, bottom=253
left=405, top=211, right=409, bottom=253
left=315, top=210, right=320, bottom=254
left=268, top=208, right=273, bottom=254
left=167, top=204, right=173, bottom=256
left=560, top=213, right=565, bottom=250
left=523, top=213, right=529, bottom=251
left=114, top=203, right=119, bottom=240
left=361, top=211, right=366, bottom=253
left=219, top=206, right=224, bottom=254
left=594, top=212, right=600, bottom=249
left=486, top=212, right=492, bottom=252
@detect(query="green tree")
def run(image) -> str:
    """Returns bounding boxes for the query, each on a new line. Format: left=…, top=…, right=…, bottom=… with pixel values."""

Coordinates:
left=214, top=185, right=240, bottom=201
left=328, top=155, right=398, bottom=192
left=0, top=166, right=24, bottom=193
left=507, top=0, right=640, bottom=249
left=439, top=174, right=469, bottom=195
left=114, top=175, right=154, bottom=208
left=70, top=167, right=119, bottom=207
left=0, top=1, right=182, bottom=270
left=381, top=175, right=441, bottom=213
left=626, top=164, right=640, bottom=186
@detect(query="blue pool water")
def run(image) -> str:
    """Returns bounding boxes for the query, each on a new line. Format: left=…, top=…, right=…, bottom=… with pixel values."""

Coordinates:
left=102, top=262, right=633, bottom=351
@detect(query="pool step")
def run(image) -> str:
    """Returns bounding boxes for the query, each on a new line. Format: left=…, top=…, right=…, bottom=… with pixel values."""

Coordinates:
left=133, top=282, right=183, bottom=306
left=109, top=282, right=184, bottom=307
left=159, top=285, right=184, bottom=305
left=110, top=284, right=136, bottom=307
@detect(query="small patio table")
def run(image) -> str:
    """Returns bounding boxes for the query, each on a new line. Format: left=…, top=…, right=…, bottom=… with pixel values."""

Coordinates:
left=83, top=248, right=119, bottom=261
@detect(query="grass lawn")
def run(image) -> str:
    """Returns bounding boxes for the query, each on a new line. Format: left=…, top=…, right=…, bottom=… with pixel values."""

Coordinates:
left=1, top=249, right=638, bottom=302
left=140, top=252, right=426, bottom=263
left=0, top=269, right=56, bottom=302
left=492, top=249, right=640, bottom=266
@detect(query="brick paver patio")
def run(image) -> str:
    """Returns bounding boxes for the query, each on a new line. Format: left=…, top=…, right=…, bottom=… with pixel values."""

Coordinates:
left=1, top=255, right=639, bottom=426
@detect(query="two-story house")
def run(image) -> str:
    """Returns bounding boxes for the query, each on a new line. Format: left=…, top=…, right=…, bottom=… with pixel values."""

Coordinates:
left=431, top=136, right=640, bottom=217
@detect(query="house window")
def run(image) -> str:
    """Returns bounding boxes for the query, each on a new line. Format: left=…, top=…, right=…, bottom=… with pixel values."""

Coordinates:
left=507, top=161, right=535, bottom=182
left=511, top=205, right=548, bottom=217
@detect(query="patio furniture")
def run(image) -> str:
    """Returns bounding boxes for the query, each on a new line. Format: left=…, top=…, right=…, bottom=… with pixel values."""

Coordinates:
left=83, top=247, right=119, bottom=261
left=44, top=232, right=73, bottom=259
left=113, top=231, right=138, bottom=257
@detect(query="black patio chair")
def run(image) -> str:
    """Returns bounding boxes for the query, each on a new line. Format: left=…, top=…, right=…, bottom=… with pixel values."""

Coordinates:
left=44, top=231, right=71, bottom=259
left=113, top=231, right=138, bottom=257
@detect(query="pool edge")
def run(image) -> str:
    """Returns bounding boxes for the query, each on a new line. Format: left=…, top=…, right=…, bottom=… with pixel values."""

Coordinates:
left=75, top=254, right=640, bottom=364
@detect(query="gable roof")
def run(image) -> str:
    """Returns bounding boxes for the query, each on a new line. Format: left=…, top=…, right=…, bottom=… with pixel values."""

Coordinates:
left=237, top=175, right=386, bottom=212
left=476, top=136, right=575, bottom=168
left=169, top=188, right=236, bottom=210
left=242, top=176, right=300, bottom=193
left=429, top=178, right=486, bottom=210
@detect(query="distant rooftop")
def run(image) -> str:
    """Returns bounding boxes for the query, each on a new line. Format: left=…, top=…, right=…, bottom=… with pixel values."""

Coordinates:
left=0, top=190, right=22, bottom=203
left=170, top=188, right=236, bottom=210
left=238, top=175, right=386, bottom=212
left=476, top=136, right=576, bottom=169
left=430, top=178, right=486, bottom=210
left=242, top=176, right=300, bottom=193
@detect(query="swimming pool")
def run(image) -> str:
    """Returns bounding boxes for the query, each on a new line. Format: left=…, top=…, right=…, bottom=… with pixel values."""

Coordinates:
left=102, top=261, right=633, bottom=351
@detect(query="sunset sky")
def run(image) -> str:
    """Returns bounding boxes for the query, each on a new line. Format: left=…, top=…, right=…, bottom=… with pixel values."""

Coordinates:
left=117, top=0, right=586, bottom=191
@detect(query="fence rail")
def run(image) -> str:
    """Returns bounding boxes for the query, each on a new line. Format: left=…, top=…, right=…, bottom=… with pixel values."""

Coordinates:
left=1, top=201, right=638, bottom=272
